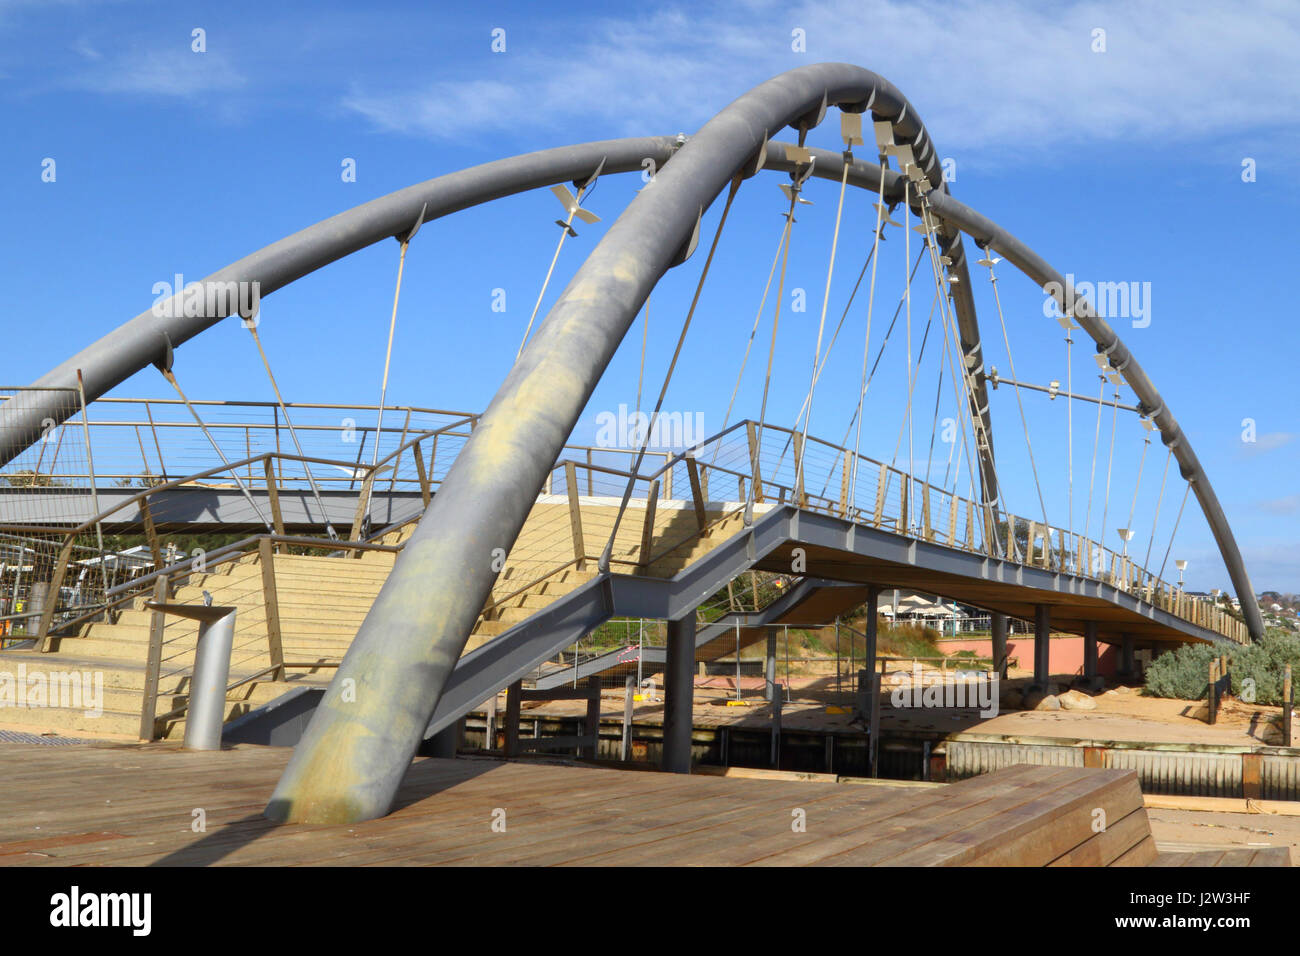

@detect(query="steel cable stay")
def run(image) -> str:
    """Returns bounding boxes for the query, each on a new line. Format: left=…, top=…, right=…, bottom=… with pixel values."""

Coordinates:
left=844, top=245, right=928, bottom=505
left=1157, top=481, right=1192, bottom=586
left=1098, top=382, right=1123, bottom=577
left=156, top=359, right=272, bottom=533
left=712, top=198, right=796, bottom=469
left=745, top=179, right=803, bottom=525
left=517, top=162, right=604, bottom=359
left=902, top=179, right=916, bottom=533
left=245, top=322, right=339, bottom=541
left=1142, top=444, right=1174, bottom=578
left=794, top=138, right=852, bottom=501
left=918, top=202, right=1002, bottom=554
left=635, top=295, right=649, bottom=417
left=597, top=178, right=741, bottom=572
left=882, top=286, right=940, bottom=527
left=1121, top=425, right=1153, bottom=566
left=982, top=255, right=1050, bottom=538
left=775, top=238, right=882, bottom=477
left=847, top=143, right=890, bottom=513
left=359, top=223, right=419, bottom=537
left=1082, top=375, right=1107, bottom=571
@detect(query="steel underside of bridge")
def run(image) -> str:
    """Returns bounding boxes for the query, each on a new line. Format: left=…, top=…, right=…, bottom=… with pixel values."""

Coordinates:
left=0, top=62, right=1263, bottom=825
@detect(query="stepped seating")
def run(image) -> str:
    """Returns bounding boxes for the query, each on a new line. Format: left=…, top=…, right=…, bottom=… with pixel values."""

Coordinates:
left=0, top=491, right=753, bottom=741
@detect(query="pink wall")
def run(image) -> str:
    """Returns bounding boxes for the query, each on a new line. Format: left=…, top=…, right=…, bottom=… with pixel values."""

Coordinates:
left=936, top=635, right=1119, bottom=677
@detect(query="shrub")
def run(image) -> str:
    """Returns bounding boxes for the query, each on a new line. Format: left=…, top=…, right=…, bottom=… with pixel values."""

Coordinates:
left=1144, top=628, right=1300, bottom=705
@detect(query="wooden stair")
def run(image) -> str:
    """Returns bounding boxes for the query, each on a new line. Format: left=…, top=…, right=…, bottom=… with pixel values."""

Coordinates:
left=0, top=494, right=755, bottom=741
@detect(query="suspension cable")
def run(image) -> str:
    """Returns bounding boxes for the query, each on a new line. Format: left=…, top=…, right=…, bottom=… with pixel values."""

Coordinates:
left=847, top=154, right=889, bottom=513
left=1098, top=385, right=1122, bottom=558
left=984, top=257, right=1050, bottom=530
left=714, top=208, right=794, bottom=465
left=747, top=184, right=802, bottom=524
left=795, top=147, right=852, bottom=498
left=1142, top=445, right=1173, bottom=574
left=598, top=178, right=741, bottom=570
left=635, top=296, right=649, bottom=416
left=160, top=367, right=272, bottom=531
left=1157, top=482, right=1191, bottom=586
left=920, top=205, right=1002, bottom=554
left=247, top=324, right=339, bottom=540
left=1123, top=430, right=1152, bottom=553
left=362, top=233, right=412, bottom=533
left=1082, top=375, right=1106, bottom=557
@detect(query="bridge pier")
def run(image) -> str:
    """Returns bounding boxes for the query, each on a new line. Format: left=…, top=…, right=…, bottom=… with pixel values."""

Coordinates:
left=1119, top=633, right=1137, bottom=684
left=1082, top=622, right=1101, bottom=690
left=1033, top=605, right=1051, bottom=692
left=990, top=613, right=1008, bottom=680
left=865, top=587, right=879, bottom=678
left=765, top=627, right=777, bottom=702
left=662, top=612, right=697, bottom=773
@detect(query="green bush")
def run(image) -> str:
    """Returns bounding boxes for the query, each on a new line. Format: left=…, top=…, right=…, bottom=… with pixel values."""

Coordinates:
left=1144, top=628, right=1300, bottom=705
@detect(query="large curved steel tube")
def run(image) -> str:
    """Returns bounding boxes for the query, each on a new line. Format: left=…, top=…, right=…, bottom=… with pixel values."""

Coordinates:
left=0, top=137, right=686, bottom=463
left=265, top=63, right=985, bottom=823
left=0, top=62, right=1257, bottom=821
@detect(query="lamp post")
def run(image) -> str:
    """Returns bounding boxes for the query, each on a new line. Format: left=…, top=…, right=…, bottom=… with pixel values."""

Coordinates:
left=1176, top=559, right=1188, bottom=589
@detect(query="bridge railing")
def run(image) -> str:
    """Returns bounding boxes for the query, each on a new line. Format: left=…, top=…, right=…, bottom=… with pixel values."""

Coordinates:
left=541, top=420, right=1247, bottom=645
left=0, top=415, right=477, bottom=645
left=0, top=393, right=477, bottom=491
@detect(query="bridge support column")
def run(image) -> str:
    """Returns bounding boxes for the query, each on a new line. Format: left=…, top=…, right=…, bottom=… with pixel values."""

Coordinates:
left=420, top=719, right=461, bottom=759
left=765, top=627, right=777, bottom=702
left=990, top=613, right=1008, bottom=681
left=1119, top=633, right=1136, bottom=683
left=865, top=587, right=879, bottom=678
left=1082, top=622, right=1100, bottom=690
left=1033, top=605, right=1051, bottom=692
left=662, top=612, right=697, bottom=773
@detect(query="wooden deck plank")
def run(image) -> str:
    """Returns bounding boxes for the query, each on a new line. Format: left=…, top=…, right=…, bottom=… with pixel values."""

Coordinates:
left=0, top=745, right=1278, bottom=867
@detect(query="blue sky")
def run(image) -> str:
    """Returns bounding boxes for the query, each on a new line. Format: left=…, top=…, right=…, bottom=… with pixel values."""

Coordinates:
left=1, top=0, right=1298, bottom=595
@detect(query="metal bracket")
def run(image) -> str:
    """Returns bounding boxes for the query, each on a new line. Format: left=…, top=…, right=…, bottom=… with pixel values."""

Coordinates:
left=400, top=203, right=427, bottom=244
left=669, top=208, right=702, bottom=268
left=154, top=331, right=174, bottom=375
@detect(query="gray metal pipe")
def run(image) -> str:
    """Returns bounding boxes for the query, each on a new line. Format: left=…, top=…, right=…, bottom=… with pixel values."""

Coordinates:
left=661, top=613, right=697, bottom=774
left=0, top=137, right=684, bottom=464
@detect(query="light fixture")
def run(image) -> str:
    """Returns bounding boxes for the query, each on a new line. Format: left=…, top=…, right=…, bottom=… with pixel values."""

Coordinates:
left=1176, top=559, right=1188, bottom=587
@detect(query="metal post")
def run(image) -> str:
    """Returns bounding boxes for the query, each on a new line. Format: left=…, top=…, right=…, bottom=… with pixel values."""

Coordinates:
left=662, top=612, right=696, bottom=773
left=1033, top=604, right=1051, bottom=692
left=1284, top=664, right=1292, bottom=748
left=1083, top=621, right=1099, bottom=689
left=622, top=675, right=635, bottom=761
left=765, top=626, right=777, bottom=702
left=143, top=600, right=239, bottom=751
left=865, top=587, right=879, bottom=681
left=991, top=612, right=1008, bottom=681
left=770, top=685, right=783, bottom=767
left=1120, top=633, right=1136, bottom=682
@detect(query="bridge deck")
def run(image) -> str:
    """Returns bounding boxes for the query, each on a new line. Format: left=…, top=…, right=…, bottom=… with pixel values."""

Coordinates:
left=0, top=743, right=1171, bottom=866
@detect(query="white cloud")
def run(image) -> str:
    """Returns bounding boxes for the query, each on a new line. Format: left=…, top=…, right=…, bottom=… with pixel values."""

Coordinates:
left=69, top=47, right=246, bottom=97
left=340, top=0, right=1300, bottom=156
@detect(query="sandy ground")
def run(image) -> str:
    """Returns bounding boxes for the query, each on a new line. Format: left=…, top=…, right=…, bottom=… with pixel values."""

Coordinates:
left=1149, top=808, right=1300, bottom=860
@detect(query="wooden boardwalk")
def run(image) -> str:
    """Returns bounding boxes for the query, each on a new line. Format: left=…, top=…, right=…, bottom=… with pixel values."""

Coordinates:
left=0, top=742, right=1277, bottom=866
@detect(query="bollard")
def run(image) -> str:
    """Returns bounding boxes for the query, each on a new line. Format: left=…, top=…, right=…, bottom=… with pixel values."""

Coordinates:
left=146, top=600, right=238, bottom=751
